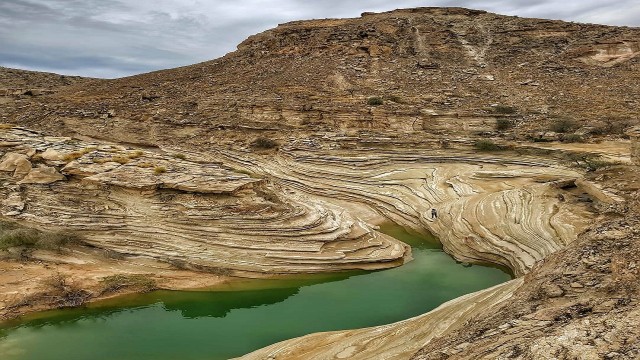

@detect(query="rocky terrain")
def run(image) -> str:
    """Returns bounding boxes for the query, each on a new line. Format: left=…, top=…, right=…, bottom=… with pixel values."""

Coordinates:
left=1, top=6, right=639, bottom=359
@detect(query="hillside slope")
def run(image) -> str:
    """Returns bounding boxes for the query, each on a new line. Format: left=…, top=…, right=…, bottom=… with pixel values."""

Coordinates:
left=2, top=7, right=639, bottom=147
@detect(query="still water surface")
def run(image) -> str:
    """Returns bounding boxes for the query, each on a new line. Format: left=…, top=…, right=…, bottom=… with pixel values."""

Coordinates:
left=0, top=224, right=511, bottom=360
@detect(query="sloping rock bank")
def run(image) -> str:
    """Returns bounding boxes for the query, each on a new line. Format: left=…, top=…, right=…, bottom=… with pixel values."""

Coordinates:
left=0, top=127, right=408, bottom=275
left=1, top=125, right=599, bottom=330
left=238, top=156, right=637, bottom=360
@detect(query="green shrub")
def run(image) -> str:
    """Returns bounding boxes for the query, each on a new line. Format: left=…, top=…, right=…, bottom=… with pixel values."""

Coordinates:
left=562, top=134, right=584, bottom=143
left=0, top=228, right=40, bottom=250
left=495, top=118, right=514, bottom=131
left=474, top=139, right=502, bottom=151
left=251, top=137, right=279, bottom=149
left=367, top=97, right=384, bottom=106
left=173, top=153, right=187, bottom=160
left=590, top=119, right=631, bottom=136
left=494, top=105, right=517, bottom=114
left=154, top=166, right=167, bottom=174
left=567, top=153, right=620, bottom=172
left=550, top=119, right=577, bottom=133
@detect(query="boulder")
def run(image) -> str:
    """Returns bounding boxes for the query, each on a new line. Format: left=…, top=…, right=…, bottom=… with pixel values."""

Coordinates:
left=40, top=148, right=65, bottom=161
left=18, top=166, right=66, bottom=184
left=0, top=152, right=32, bottom=178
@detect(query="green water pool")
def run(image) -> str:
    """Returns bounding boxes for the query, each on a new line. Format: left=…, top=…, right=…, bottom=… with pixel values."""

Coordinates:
left=0, top=225, right=511, bottom=360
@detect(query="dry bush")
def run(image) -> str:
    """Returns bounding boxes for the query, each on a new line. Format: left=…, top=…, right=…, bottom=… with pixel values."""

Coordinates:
left=251, top=137, right=279, bottom=149
left=0, top=220, right=81, bottom=255
left=474, top=139, right=502, bottom=151
left=127, top=150, right=144, bottom=159
left=110, top=156, right=130, bottom=164
left=137, top=162, right=154, bottom=168
left=100, top=274, right=157, bottom=294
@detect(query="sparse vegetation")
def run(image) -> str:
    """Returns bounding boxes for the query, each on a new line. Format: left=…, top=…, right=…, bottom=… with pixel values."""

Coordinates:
left=99, top=274, right=157, bottom=294
left=493, top=105, right=517, bottom=114
left=567, top=153, right=621, bottom=172
left=550, top=118, right=577, bottom=133
left=127, top=150, right=144, bottom=159
left=495, top=118, right=515, bottom=131
left=474, top=139, right=502, bottom=151
left=62, top=151, right=84, bottom=162
left=137, top=162, right=154, bottom=168
left=367, top=97, right=384, bottom=106
left=43, top=273, right=90, bottom=307
left=110, top=156, right=131, bottom=165
left=154, top=166, right=167, bottom=174
left=0, top=221, right=81, bottom=258
left=251, top=137, right=279, bottom=149
left=562, top=134, right=584, bottom=143
left=0, top=123, right=15, bottom=129
left=173, top=153, right=187, bottom=160
left=63, top=147, right=97, bottom=162
left=590, top=118, right=632, bottom=136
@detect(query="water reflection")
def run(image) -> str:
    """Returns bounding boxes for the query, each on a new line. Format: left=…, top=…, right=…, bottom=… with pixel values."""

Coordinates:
left=0, top=225, right=512, bottom=360
left=1, top=272, right=357, bottom=331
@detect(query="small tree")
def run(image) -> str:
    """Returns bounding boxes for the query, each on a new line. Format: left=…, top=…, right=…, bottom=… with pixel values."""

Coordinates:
left=550, top=119, right=577, bottom=133
left=367, top=97, right=384, bottom=106
left=495, top=118, right=514, bottom=131
left=474, top=139, right=501, bottom=151
left=251, top=137, right=279, bottom=149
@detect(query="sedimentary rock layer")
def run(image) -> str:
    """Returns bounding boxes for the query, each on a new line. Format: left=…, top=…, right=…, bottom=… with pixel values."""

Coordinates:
left=0, top=127, right=409, bottom=274
left=1, top=126, right=592, bottom=279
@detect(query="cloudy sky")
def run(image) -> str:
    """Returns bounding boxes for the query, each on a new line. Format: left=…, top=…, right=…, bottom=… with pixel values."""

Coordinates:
left=1, top=0, right=638, bottom=78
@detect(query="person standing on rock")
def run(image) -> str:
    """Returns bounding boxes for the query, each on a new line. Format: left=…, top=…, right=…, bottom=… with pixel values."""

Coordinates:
left=431, top=208, right=437, bottom=219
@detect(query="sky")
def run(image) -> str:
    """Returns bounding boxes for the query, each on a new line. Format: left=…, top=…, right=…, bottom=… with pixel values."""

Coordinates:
left=1, top=0, right=638, bottom=79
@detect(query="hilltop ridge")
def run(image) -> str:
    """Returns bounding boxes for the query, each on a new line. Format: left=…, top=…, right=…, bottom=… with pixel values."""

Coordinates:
left=1, top=7, right=638, bottom=148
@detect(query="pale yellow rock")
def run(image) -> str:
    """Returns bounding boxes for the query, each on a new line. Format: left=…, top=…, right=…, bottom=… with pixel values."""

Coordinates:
left=62, top=160, right=121, bottom=177
left=18, top=166, right=65, bottom=184
left=40, top=148, right=65, bottom=161
left=0, top=152, right=32, bottom=178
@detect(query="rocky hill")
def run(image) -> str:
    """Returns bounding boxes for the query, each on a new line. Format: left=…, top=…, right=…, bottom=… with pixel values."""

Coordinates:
left=1, top=7, right=639, bottom=360
left=2, top=7, right=639, bottom=147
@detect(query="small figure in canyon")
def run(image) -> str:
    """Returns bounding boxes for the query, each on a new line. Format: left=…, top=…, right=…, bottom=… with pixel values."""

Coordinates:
left=431, top=208, right=438, bottom=219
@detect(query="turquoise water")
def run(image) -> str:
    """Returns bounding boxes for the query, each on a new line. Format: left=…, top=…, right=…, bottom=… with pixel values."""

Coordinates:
left=0, top=225, right=511, bottom=360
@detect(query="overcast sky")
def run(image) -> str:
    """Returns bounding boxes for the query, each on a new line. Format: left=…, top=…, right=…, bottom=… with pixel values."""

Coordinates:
left=1, top=0, right=638, bottom=79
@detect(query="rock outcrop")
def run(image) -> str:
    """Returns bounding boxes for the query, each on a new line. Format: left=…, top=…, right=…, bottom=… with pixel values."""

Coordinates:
left=1, top=6, right=639, bottom=359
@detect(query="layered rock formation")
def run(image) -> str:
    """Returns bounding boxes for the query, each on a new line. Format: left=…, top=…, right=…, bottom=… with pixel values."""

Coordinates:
left=1, top=125, right=595, bottom=278
left=0, top=127, right=409, bottom=275
left=1, top=6, right=639, bottom=359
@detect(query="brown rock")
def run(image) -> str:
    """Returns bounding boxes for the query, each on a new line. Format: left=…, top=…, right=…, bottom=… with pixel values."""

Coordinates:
left=18, top=166, right=65, bottom=184
left=0, top=152, right=32, bottom=178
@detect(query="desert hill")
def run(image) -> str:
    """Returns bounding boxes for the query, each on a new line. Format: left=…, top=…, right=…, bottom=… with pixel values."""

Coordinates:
left=1, top=7, right=639, bottom=360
